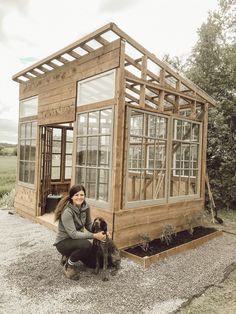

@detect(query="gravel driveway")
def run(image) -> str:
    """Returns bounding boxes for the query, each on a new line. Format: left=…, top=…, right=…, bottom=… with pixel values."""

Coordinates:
left=0, top=209, right=236, bottom=314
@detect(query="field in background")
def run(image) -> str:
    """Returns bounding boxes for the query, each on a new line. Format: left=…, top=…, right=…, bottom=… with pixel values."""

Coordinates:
left=0, top=156, right=17, bottom=198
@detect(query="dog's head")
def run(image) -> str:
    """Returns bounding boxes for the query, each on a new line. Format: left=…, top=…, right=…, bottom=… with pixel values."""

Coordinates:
left=92, top=217, right=108, bottom=233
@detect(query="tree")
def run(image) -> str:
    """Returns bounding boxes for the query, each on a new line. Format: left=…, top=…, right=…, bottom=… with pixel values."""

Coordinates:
left=186, top=0, right=236, bottom=210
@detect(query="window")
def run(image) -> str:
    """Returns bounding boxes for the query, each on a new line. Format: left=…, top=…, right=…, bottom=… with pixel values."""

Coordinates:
left=19, top=121, right=37, bottom=184
left=171, top=119, right=201, bottom=197
left=20, top=96, right=38, bottom=118
left=51, top=128, right=73, bottom=181
left=77, top=70, right=115, bottom=106
left=75, top=108, right=113, bottom=203
left=127, top=109, right=168, bottom=202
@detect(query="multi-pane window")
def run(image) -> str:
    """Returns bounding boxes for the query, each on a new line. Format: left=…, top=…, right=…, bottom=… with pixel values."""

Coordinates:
left=19, top=122, right=37, bottom=184
left=127, top=109, right=168, bottom=202
left=75, top=108, right=113, bottom=202
left=171, top=119, right=201, bottom=197
left=51, top=128, right=73, bottom=181
left=77, top=70, right=115, bottom=106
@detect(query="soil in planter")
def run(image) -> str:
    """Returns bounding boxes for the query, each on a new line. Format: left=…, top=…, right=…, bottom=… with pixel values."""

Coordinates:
left=125, top=226, right=217, bottom=257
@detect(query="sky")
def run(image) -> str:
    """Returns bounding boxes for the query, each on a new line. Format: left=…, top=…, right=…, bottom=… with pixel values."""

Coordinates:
left=0, top=0, right=219, bottom=144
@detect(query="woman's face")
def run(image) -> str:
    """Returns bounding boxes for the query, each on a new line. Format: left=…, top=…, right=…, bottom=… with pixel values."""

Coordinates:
left=71, top=190, right=85, bottom=206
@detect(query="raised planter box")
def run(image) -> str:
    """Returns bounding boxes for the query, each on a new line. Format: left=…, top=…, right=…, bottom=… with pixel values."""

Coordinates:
left=121, top=229, right=223, bottom=268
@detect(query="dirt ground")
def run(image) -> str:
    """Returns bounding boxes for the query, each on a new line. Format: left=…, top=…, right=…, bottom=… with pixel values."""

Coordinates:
left=177, top=212, right=236, bottom=314
left=0, top=208, right=236, bottom=313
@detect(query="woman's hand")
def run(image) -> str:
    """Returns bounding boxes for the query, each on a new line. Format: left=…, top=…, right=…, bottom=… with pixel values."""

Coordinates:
left=94, top=231, right=106, bottom=241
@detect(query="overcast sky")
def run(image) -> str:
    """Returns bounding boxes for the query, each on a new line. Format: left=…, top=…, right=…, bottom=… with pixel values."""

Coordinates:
left=0, top=0, right=219, bottom=143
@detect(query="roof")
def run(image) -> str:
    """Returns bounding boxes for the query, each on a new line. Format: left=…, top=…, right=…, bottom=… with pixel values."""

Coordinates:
left=12, top=23, right=216, bottom=106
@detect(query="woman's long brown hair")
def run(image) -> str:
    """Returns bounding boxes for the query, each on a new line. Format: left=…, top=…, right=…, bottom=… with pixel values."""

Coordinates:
left=54, top=185, right=86, bottom=222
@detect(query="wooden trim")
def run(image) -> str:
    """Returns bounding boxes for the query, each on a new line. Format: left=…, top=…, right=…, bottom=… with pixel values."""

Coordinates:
left=121, top=230, right=223, bottom=267
left=12, top=23, right=114, bottom=81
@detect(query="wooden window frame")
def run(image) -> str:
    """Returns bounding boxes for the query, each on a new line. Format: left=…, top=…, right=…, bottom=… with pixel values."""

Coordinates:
left=75, top=107, right=114, bottom=208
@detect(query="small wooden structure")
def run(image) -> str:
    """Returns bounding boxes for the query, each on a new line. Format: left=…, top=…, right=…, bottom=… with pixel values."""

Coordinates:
left=12, top=23, right=215, bottom=249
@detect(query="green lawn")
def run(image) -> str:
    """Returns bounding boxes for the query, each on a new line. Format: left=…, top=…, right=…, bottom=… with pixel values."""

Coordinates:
left=0, top=156, right=17, bottom=198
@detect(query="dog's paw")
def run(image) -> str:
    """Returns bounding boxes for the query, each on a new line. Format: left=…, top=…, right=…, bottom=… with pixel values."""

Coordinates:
left=102, top=276, right=109, bottom=281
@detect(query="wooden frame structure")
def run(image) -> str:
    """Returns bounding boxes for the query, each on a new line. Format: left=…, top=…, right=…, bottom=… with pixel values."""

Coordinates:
left=12, top=23, right=215, bottom=249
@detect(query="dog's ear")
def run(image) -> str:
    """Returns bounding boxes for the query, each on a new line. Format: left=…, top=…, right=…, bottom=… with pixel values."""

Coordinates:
left=101, top=218, right=107, bottom=233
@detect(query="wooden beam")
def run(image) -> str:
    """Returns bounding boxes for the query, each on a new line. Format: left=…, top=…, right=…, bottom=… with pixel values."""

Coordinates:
left=125, top=71, right=205, bottom=104
left=111, top=23, right=216, bottom=106
left=12, top=23, right=114, bottom=81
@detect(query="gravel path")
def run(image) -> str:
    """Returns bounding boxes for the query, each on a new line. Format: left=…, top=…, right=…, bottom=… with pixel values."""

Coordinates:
left=0, top=209, right=236, bottom=314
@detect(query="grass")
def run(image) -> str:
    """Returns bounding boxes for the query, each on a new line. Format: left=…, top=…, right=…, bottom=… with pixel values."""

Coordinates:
left=0, top=156, right=17, bottom=198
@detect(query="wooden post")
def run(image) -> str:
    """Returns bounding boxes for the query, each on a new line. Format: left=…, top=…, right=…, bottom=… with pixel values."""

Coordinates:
left=201, top=103, right=209, bottom=202
left=139, top=55, right=147, bottom=108
left=159, top=69, right=165, bottom=112
left=112, top=40, right=126, bottom=212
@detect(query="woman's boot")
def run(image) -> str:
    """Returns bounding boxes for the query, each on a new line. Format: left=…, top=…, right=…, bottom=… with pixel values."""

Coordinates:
left=63, top=261, right=80, bottom=280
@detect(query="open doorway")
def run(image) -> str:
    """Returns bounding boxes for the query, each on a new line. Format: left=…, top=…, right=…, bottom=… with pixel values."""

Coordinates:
left=40, top=124, right=73, bottom=216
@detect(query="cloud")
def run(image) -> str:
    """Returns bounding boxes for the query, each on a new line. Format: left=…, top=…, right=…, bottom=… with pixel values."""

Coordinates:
left=99, top=0, right=139, bottom=13
left=0, top=0, right=30, bottom=43
left=0, top=119, right=18, bottom=144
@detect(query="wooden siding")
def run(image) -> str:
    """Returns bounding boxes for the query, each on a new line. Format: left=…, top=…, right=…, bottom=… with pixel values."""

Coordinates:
left=113, top=199, right=204, bottom=249
left=14, top=185, right=38, bottom=218
left=19, top=40, right=121, bottom=125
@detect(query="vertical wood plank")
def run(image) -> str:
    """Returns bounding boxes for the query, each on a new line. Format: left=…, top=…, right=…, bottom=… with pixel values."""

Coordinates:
left=139, top=55, right=147, bottom=108
left=200, top=103, right=208, bottom=198
left=159, top=69, right=165, bottom=112
left=112, top=40, right=126, bottom=212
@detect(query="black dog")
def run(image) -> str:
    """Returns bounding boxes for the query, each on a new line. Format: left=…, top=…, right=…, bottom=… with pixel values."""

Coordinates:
left=92, top=217, right=121, bottom=281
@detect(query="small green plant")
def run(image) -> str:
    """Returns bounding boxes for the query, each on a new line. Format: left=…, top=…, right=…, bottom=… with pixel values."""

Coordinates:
left=139, top=233, right=151, bottom=252
left=160, top=224, right=176, bottom=246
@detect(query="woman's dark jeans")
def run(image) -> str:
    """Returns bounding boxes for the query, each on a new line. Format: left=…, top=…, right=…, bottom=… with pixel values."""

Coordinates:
left=55, top=238, right=96, bottom=268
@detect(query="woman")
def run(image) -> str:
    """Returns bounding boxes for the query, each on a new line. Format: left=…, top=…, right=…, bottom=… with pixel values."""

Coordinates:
left=54, top=185, right=106, bottom=280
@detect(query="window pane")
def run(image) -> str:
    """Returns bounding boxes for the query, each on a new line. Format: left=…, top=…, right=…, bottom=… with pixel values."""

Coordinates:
left=20, top=124, right=26, bottom=139
left=65, top=167, right=72, bottom=179
left=52, top=141, right=61, bottom=153
left=24, top=162, right=30, bottom=182
left=20, top=96, right=38, bottom=118
left=29, top=162, right=35, bottom=184
left=75, top=167, right=85, bottom=186
left=66, top=129, right=73, bottom=142
left=66, top=142, right=73, bottom=154
left=154, top=170, right=166, bottom=199
left=77, top=70, right=115, bottom=106
left=148, top=115, right=156, bottom=137
left=19, top=161, right=24, bottom=181
left=128, top=170, right=141, bottom=201
left=52, top=154, right=61, bottom=167
left=20, top=140, right=25, bottom=160
left=65, top=155, right=72, bottom=167
left=130, top=112, right=143, bottom=136
left=98, top=169, right=109, bottom=201
left=25, top=140, right=30, bottom=160
left=51, top=167, right=60, bottom=180
left=78, top=113, right=87, bottom=135
left=86, top=168, right=96, bottom=199
left=87, top=136, right=98, bottom=166
left=30, top=140, right=36, bottom=161
left=26, top=123, right=31, bottom=138
left=100, top=109, right=112, bottom=134
left=183, top=121, right=191, bottom=141
left=192, top=124, right=199, bottom=142
left=53, top=128, right=61, bottom=140
left=32, top=122, right=37, bottom=138
left=77, top=137, right=87, bottom=165
left=88, top=112, right=99, bottom=134
left=99, top=136, right=110, bottom=166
